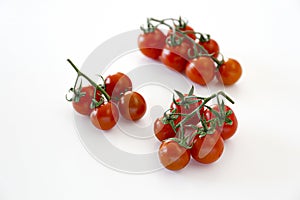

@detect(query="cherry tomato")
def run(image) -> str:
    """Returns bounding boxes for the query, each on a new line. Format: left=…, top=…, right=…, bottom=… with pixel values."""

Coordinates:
left=191, top=131, right=224, bottom=164
left=154, top=117, right=176, bottom=141
left=204, top=105, right=238, bottom=140
left=185, top=57, right=215, bottom=85
left=216, top=58, right=242, bottom=85
left=118, top=91, right=147, bottom=121
left=199, top=39, right=219, bottom=58
left=160, top=42, right=192, bottom=72
left=105, top=72, right=132, bottom=101
left=170, top=94, right=204, bottom=126
left=158, top=140, right=190, bottom=171
left=167, top=25, right=196, bottom=40
left=72, top=85, right=101, bottom=116
left=138, top=29, right=166, bottom=60
left=90, top=102, right=119, bottom=130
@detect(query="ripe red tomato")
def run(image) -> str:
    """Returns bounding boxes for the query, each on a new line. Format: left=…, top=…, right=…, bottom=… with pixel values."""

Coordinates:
left=191, top=131, right=224, bottom=164
left=217, top=58, right=242, bottom=85
left=138, top=29, right=167, bottom=60
left=118, top=91, right=147, bottom=121
left=167, top=25, right=196, bottom=40
left=72, top=85, right=101, bottom=116
left=90, top=102, right=119, bottom=130
left=158, top=140, right=190, bottom=171
left=154, top=117, right=176, bottom=141
left=185, top=57, right=216, bottom=85
left=170, top=94, right=204, bottom=126
left=199, top=39, right=219, bottom=58
left=204, top=105, right=238, bottom=140
left=160, top=42, right=192, bottom=72
left=104, top=72, right=132, bottom=101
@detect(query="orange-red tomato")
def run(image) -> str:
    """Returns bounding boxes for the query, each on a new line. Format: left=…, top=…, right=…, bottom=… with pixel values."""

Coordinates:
left=104, top=72, right=132, bottom=101
left=159, top=140, right=190, bottom=171
left=90, top=102, right=119, bottom=130
left=199, top=39, right=220, bottom=58
left=217, top=58, right=242, bottom=85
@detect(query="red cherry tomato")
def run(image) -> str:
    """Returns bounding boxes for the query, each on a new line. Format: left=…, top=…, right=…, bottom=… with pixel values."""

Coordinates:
left=72, top=85, right=101, bottom=116
left=160, top=42, right=191, bottom=72
left=158, top=140, right=190, bottom=171
left=170, top=94, right=204, bottom=126
left=138, top=29, right=167, bottom=60
left=199, top=39, right=220, bottom=58
left=217, top=58, right=242, bottom=85
left=118, top=91, right=147, bottom=121
left=204, top=105, right=238, bottom=140
left=167, top=25, right=196, bottom=40
left=185, top=57, right=216, bottom=85
left=154, top=117, right=176, bottom=141
left=104, top=72, right=132, bottom=101
left=191, top=131, right=224, bottom=164
left=90, top=102, right=119, bottom=130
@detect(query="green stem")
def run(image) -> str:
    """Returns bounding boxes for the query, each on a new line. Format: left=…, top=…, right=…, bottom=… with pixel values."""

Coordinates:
left=175, top=94, right=217, bottom=129
left=67, top=59, right=110, bottom=101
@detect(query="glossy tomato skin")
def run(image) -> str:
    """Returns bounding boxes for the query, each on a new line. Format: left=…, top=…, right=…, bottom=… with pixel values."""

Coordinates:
left=199, top=39, right=220, bottom=58
left=118, top=91, right=147, bottom=121
left=104, top=72, right=132, bottom=101
left=205, top=105, right=238, bottom=140
left=72, top=85, right=101, bottom=116
left=138, top=29, right=166, bottom=60
left=185, top=57, right=216, bottom=85
left=154, top=117, right=176, bottom=141
left=217, top=58, right=242, bottom=85
left=170, top=95, right=204, bottom=126
left=160, top=42, right=191, bottom=72
left=159, top=140, right=190, bottom=171
left=90, top=102, right=119, bottom=130
left=191, top=131, right=224, bottom=164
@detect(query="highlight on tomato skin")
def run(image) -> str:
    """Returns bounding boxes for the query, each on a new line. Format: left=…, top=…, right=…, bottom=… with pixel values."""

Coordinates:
left=90, top=102, right=120, bottom=130
left=158, top=140, right=191, bottom=171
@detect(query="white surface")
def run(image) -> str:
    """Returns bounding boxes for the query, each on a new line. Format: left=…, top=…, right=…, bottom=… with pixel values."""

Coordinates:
left=1, top=0, right=300, bottom=199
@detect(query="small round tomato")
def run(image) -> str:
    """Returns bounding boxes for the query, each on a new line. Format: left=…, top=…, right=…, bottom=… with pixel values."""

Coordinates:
left=185, top=57, right=215, bottom=85
left=118, top=91, right=147, bottom=121
left=217, top=58, right=242, bottom=85
left=199, top=39, right=219, bottom=58
left=138, top=29, right=167, bottom=60
left=154, top=117, right=176, bottom=141
left=191, top=131, right=224, bottom=164
left=205, top=105, right=238, bottom=140
left=167, top=25, right=196, bottom=40
left=90, top=102, right=119, bottom=130
left=158, top=140, right=190, bottom=171
left=72, top=85, right=101, bottom=116
left=170, top=94, right=203, bottom=126
left=160, top=42, right=191, bottom=72
left=104, top=72, right=132, bottom=101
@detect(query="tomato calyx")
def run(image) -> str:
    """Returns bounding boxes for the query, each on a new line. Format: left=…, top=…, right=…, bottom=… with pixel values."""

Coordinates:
left=66, top=59, right=111, bottom=108
left=158, top=87, right=236, bottom=150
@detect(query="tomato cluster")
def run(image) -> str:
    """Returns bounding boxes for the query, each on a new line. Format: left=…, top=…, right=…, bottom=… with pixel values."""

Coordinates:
left=138, top=17, right=242, bottom=86
left=66, top=59, right=147, bottom=130
left=154, top=87, right=238, bottom=171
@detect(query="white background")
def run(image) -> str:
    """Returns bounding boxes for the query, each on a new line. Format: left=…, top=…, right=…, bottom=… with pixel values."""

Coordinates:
left=1, top=0, right=300, bottom=199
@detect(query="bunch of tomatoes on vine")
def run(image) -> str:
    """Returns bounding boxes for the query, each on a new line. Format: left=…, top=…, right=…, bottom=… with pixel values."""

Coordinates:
left=138, top=17, right=242, bottom=86
left=66, top=16, right=241, bottom=172
left=66, top=59, right=147, bottom=130
left=153, top=86, right=238, bottom=171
